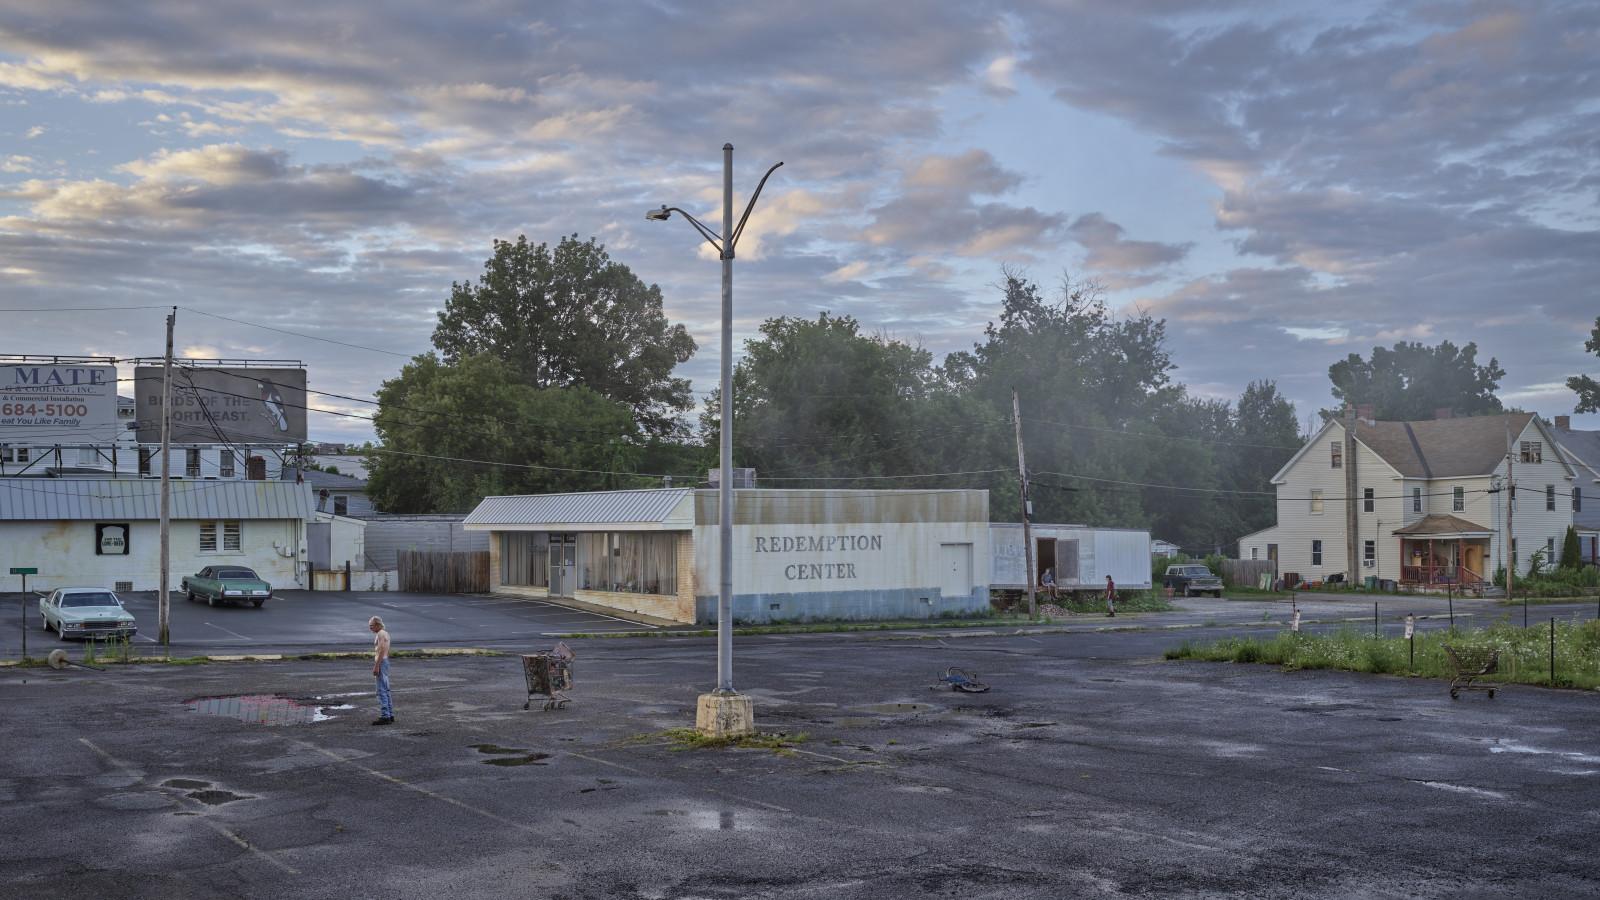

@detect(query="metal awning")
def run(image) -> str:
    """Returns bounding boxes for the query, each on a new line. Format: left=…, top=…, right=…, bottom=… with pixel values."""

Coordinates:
left=462, top=489, right=694, bottom=532
left=0, top=478, right=317, bottom=521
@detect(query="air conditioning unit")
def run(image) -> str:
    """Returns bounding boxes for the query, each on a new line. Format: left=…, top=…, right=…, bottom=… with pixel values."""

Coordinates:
left=1362, top=559, right=1376, bottom=568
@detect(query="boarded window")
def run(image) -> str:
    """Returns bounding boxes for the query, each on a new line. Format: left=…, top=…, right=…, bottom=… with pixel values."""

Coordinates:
left=1520, top=441, right=1542, bottom=464
left=1310, top=490, right=1324, bottom=514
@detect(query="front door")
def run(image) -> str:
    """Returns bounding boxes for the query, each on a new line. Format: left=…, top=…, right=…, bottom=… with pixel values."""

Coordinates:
left=939, top=543, right=973, bottom=600
left=549, top=534, right=577, bottom=597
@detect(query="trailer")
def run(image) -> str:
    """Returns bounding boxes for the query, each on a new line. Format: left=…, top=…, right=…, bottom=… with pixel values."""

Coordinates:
left=989, top=523, right=1152, bottom=594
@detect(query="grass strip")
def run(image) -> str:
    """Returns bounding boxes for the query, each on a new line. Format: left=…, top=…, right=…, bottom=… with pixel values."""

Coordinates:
left=1165, top=619, right=1600, bottom=690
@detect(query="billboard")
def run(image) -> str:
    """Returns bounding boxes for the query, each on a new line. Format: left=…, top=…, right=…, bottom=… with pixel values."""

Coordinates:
left=134, top=367, right=307, bottom=444
left=0, top=364, right=119, bottom=443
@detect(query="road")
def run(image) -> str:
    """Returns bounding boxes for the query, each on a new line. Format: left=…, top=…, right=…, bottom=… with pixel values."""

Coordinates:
left=4, top=625, right=1598, bottom=898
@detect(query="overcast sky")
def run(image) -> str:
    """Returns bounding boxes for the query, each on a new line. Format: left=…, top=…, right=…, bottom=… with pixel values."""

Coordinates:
left=2, top=0, right=1596, bottom=445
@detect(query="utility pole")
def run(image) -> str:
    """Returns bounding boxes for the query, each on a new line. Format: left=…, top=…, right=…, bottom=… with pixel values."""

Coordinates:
left=1505, top=439, right=1515, bottom=603
left=158, top=308, right=174, bottom=648
left=1344, top=405, right=1360, bottom=585
left=1013, top=390, right=1036, bottom=617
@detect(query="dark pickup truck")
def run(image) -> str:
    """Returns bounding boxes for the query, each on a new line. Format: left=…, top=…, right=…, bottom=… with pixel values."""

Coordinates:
left=1163, top=564, right=1224, bottom=598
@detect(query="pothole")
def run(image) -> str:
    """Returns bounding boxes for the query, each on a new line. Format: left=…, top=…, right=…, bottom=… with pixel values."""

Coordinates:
left=471, top=744, right=551, bottom=766
left=858, top=703, right=934, bottom=715
left=185, top=695, right=348, bottom=725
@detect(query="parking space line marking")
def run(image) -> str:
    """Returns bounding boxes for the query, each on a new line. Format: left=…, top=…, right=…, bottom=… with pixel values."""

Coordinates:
left=293, top=740, right=535, bottom=832
left=80, top=738, right=299, bottom=875
left=204, top=622, right=254, bottom=641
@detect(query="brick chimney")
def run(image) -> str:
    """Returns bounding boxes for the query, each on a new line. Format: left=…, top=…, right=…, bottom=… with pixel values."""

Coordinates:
left=1555, top=415, right=1571, bottom=430
left=1434, top=407, right=1453, bottom=420
left=1355, top=403, right=1375, bottom=424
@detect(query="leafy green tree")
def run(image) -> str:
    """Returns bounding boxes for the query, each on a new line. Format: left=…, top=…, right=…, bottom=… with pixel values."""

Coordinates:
left=1223, top=380, right=1301, bottom=534
left=1328, top=340, right=1505, bottom=420
left=432, top=235, right=697, bottom=436
left=366, top=353, right=641, bottom=513
left=1567, top=316, right=1600, bottom=413
left=702, top=313, right=967, bottom=481
left=1561, top=525, right=1583, bottom=570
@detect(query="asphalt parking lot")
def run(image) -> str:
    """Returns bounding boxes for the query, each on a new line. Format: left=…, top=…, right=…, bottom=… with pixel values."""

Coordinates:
left=0, top=590, right=652, bottom=660
left=4, top=627, right=1598, bottom=898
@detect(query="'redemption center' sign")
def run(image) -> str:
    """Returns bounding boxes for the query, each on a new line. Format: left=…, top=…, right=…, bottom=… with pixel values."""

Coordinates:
left=134, top=366, right=307, bottom=444
left=0, top=364, right=118, bottom=443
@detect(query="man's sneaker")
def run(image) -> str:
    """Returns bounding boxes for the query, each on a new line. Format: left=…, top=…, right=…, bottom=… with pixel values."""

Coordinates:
left=371, top=716, right=395, bottom=726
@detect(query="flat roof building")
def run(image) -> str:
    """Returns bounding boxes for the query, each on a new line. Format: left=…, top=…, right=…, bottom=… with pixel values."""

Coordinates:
left=463, top=488, right=990, bottom=625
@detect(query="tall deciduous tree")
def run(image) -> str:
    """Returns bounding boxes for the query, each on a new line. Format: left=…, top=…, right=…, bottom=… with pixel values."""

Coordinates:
left=1328, top=340, right=1505, bottom=420
left=432, top=235, right=697, bottom=436
left=366, top=353, right=641, bottom=513
left=1566, top=316, right=1600, bottom=413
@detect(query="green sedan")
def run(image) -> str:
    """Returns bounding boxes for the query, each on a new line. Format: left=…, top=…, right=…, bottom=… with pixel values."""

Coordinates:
left=182, top=565, right=273, bottom=608
left=39, top=588, right=139, bottom=641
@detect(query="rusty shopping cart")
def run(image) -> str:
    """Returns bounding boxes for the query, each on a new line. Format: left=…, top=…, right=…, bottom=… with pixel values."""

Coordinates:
left=521, top=642, right=575, bottom=711
left=1442, top=644, right=1498, bottom=700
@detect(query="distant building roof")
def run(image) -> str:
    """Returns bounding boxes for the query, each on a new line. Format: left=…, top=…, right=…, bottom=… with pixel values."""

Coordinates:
left=1354, top=412, right=1536, bottom=479
left=464, top=489, right=695, bottom=531
left=1554, top=426, right=1600, bottom=530
left=281, top=466, right=368, bottom=491
left=1391, top=514, right=1493, bottom=537
left=0, top=478, right=316, bottom=521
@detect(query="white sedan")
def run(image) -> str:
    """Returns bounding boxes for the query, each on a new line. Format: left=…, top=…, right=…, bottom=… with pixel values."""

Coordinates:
left=38, top=587, right=139, bottom=641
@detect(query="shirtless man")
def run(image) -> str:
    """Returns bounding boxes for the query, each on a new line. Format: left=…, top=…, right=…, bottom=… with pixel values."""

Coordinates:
left=369, top=616, right=394, bottom=725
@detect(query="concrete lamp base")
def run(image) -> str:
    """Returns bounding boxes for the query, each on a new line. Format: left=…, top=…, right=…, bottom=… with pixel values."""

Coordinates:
left=695, top=692, right=755, bottom=739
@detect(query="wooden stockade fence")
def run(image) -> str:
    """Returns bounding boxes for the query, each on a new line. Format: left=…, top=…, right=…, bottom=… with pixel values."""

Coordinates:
left=1221, top=558, right=1277, bottom=588
left=397, top=550, right=490, bottom=594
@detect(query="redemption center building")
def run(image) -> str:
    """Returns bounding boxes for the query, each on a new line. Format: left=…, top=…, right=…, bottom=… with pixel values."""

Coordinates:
left=463, top=488, right=990, bottom=624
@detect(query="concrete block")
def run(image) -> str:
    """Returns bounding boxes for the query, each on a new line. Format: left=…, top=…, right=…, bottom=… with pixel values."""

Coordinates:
left=695, top=692, right=755, bottom=738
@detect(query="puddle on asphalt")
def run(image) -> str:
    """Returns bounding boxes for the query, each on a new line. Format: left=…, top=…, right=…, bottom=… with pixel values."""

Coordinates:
left=185, top=694, right=352, bottom=725
left=858, top=703, right=934, bottom=715
left=470, top=744, right=551, bottom=766
left=189, top=789, right=252, bottom=805
left=95, top=792, right=171, bottom=812
left=648, top=809, right=741, bottom=830
left=1016, top=722, right=1057, bottom=729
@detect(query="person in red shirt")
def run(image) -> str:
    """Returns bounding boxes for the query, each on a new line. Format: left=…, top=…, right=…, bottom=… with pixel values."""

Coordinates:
left=1104, top=575, right=1116, bottom=617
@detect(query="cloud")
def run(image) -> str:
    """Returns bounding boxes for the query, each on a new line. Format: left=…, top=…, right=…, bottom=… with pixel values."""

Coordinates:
left=24, top=125, right=44, bottom=138
left=1, top=154, right=33, bottom=172
left=862, top=150, right=1065, bottom=258
left=1066, top=213, right=1190, bottom=272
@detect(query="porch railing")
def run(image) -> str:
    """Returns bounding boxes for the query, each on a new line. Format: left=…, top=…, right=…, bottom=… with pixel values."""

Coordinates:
left=1401, top=565, right=1486, bottom=587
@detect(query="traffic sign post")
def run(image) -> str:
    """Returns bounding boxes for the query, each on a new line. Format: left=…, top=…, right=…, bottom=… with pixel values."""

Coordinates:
left=11, top=567, right=36, bottom=661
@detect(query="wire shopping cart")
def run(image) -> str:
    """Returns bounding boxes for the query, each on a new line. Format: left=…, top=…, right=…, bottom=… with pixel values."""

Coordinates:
left=521, top=642, right=575, bottom=711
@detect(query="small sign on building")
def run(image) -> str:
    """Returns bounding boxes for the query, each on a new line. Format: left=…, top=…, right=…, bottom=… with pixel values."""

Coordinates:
left=96, top=523, right=130, bottom=556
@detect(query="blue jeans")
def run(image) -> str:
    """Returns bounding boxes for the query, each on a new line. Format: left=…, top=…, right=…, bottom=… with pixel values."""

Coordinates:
left=375, top=658, right=393, bottom=718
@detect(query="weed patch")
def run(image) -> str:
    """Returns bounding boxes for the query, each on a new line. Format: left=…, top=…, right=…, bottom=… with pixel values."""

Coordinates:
left=1167, top=620, right=1600, bottom=690
left=657, top=727, right=809, bottom=755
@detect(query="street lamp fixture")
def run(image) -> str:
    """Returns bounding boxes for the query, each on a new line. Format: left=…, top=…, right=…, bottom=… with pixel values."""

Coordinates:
left=648, top=144, right=782, bottom=738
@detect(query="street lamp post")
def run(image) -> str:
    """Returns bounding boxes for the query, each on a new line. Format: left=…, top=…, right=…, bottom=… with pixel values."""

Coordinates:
left=648, top=144, right=782, bottom=737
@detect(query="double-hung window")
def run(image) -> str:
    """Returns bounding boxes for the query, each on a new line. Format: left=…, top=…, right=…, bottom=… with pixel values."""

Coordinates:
left=1330, top=442, right=1342, bottom=469
left=185, top=448, right=201, bottom=478
left=1412, top=487, right=1422, bottom=513
left=1546, top=485, right=1556, bottom=512
left=1311, top=540, right=1323, bottom=566
left=1363, top=488, right=1374, bottom=513
left=1363, top=540, right=1375, bottom=563
left=1453, top=487, right=1464, bottom=512
left=219, top=451, right=235, bottom=478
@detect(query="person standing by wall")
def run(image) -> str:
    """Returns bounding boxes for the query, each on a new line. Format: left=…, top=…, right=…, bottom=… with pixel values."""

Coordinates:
left=1104, top=575, right=1116, bottom=617
left=369, top=616, right=394, bottom=725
